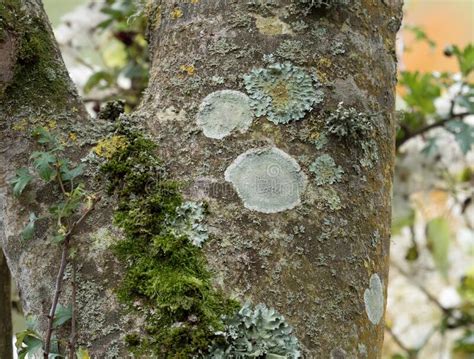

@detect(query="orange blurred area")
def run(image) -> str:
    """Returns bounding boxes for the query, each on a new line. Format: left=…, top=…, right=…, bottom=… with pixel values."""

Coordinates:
left=402, top=0, right=474, bottom=73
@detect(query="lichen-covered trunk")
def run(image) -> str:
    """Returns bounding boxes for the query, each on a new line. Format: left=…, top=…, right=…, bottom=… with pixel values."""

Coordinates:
left=0, top=0, right=402, bottom=358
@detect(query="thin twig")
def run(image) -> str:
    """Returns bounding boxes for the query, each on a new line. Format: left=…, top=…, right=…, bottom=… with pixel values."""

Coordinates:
left=43, top=196, right=100, bottom=359
left=396, top=111, right=471, bottom=148
left=68, top=257, right=77, bottom=359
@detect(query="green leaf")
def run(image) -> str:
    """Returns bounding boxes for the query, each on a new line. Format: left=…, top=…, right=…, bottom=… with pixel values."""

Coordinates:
left=426, top=217, right=451, bottom=278
left=32, top=127, right=58, bottom=146
left=405, top=25, right=436, bottom=48
left=446, top=120, right=474, bottom=154
left=60, top=163, right=85, bottom=182
left=447, top=44, right=474, bottom=77
left=15, top=329, right=43, bottom=359
left=30, top=151, right=56, bottom=181
left=53, top=304, right=72, bottom=328
left=21, top=213, right=38, bottom=241
left=399, top=71, right=441, bottom=114
left=10, top=168, right=34, bottom=197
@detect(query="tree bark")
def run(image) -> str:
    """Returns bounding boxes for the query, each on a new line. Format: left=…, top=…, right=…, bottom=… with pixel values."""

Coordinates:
left=0, top=0, right=403, bottom=358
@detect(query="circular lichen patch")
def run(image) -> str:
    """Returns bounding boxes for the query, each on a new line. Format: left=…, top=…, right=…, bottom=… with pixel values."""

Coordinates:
left=196, top=90, right=253, bottom=139
left=224, top=147, right=307, bottom=213
left=243, top=62, right=323, bottom=124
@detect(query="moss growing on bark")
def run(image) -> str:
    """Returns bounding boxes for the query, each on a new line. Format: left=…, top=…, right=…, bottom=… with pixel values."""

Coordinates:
left=100, top=121, right=239, bottom=357
left=0, top=0, right=71, bottom=111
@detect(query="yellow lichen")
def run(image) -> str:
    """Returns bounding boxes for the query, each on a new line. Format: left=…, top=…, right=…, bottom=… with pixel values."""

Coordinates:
left=68, top=132, right=77, bottom=142
left=93, top=135, right=128, bottom=159
left=179, top=64, right=196, bottom=76
left=253, top=14, right=292, bottom=36
left=12, top=118, right=28, bottom=131
left=170, top=7, right=183, bottom=19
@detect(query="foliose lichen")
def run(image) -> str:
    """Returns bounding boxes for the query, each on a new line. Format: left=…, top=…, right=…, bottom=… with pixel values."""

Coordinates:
left=196, top=90, right=253, bottom=139
left=324, top=102, right=379, bottom=168
left=168, top=201, right=208, bottom=247
left=209, top=302, right=301, bottom=358
left=309, top=154, right=344, bottom=186
left=225, top=147, right=307, bottom=213
left=299, top=0, right=350, bottom=10
left=243, top=62, right=323, bottom=124
left=364, top=273, right=384, bottom=325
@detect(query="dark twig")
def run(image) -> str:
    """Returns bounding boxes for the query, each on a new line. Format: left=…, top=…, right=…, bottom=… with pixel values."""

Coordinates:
left=43, top=196, right=99, bottom=359
left=68, top=257, right=77, bottom=359
left=396, top=111, right=471, bottom=149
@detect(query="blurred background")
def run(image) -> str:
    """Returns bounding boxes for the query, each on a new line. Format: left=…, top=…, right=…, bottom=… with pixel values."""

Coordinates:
left=9, top=0, right=474, bottom=358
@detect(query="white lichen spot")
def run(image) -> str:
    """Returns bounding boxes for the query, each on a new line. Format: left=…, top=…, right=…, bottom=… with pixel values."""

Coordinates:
left=364, top=273, right=384, bottom=325
left=196, top=90, right=253, bottom=139
left=225, top=147, right=307, bottom=213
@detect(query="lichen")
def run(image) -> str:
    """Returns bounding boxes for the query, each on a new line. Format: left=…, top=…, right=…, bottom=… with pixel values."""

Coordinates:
left=364, top=273, right=384, bottom=325
left=299, top=0, right=350, bottom=10
left=243, top=62, right=323, bottom=124
left=253, top=14, right=292, bottom=36
left=168, top=201, right=208, bottom=247
left=209, top=302, right=301, bottom=358
left=275, top=40, right=310, bottom=63
left=324, top=102, right=379, bottom=168
left=309, top=154, right=343, bottom=186
left=225, top=147, right=307, bottom=213
left=196, top=90, right=253, bottom=139
left=318, top=187, right=342, bottom=211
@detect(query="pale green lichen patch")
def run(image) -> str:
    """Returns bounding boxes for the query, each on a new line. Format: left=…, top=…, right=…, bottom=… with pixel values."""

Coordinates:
left=309, top=154, right=343, bottom=186
left=324, top=102, right=379, bottom=168
left=168, top=201, right=208, bottom=247
left=225, top=147, right=307, bottom=213
left=243, top=62, right=323, bottom=124
left=364, top=273, right=384, bottom=325
left=197, top=90, right=253, bottom=139
left=209, top=302, right=301, bottom=358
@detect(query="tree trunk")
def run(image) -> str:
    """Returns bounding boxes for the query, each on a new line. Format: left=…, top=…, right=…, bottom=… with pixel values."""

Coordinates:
left=0, top=0, right=403, bottom=358
left=0, top=250, right=13, bottom=359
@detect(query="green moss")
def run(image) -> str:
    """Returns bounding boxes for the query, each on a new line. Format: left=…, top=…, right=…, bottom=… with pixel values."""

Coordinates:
left=100, top=121, right=239, bottom=357
left=0, top=0, right=70, bottom=111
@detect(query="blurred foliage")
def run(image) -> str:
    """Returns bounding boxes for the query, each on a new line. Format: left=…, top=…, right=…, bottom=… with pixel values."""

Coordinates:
left=84, top=0, right=148, bottom=112
left=392, top=25, right=474, bottom=358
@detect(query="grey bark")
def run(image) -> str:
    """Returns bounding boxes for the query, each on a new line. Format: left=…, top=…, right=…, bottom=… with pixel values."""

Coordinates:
left=0, top=0, right=403, bottom=358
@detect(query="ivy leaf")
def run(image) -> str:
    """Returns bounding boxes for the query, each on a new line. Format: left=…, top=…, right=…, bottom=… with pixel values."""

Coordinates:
left=32, top=127, right=58, bottom=146
left=60, top=163, right=85, bottom=182
left=446, top=120, right=474, bottom=154
left=426, top=217, right=451, bottom=278
left=15, top=329, right=43, bottom=359
left=10, top=168, right=34, bottom=197
left=31, top=151, right=56, bottom=181
left=53, top=304, right=72, bottom=328
left=21, top=213, right=38, bottom=241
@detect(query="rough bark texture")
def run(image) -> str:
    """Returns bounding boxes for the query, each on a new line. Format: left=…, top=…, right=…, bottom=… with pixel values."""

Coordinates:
left=0, top=251, right=13, bottom=359
left=0, top=0, right=403, bottom=358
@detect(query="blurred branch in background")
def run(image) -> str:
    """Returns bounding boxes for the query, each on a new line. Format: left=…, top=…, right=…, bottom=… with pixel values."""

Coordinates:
left=0, top=250, right=13, bottom=359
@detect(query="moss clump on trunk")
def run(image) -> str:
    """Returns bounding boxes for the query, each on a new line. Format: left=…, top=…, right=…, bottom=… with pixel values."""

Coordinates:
left=0, top=0, right=70, bottom=111
left=100, top=121, right=239, bottom=357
